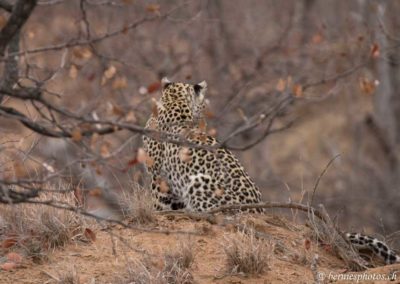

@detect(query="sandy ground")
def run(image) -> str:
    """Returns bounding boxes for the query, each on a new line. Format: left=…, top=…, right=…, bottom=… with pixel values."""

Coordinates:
left=1, top=213, right=399, bottom=284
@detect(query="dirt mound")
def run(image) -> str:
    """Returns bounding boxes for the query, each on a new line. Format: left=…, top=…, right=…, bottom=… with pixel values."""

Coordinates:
left=1, top=213, right=398, bottom=284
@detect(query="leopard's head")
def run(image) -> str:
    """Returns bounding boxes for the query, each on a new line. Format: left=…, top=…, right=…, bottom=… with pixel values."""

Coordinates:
left=160, top=77, right=207, bottom=120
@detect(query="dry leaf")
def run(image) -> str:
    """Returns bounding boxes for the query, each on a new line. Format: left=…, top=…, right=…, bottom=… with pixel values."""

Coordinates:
left=198, top=119, right=207, bottom=132
left=84, top=228, right=96, bottom=242
left=147, top=81, right=161, bottom=93
left=311, top=33, right=323, bottom=44
left=0, top=15, right=7, bottom=29
left=304, top=239, right=311, bottom=250
left=146, top=4, right=161, bottom=15
left=359, top=77, right=376, bottom=95
left=0, top=262, right=17, bottom=271
left=125, top=111, right=137, bottom=122
left=73, top=47, right=92, bottom=60
left=71, top=128, right=83, bottom=142
left=293, top=84, right=303, bottom=97
left=90, top=133, right=99, bottom=149
left=276, top=78, right=286, bottom=92
left=69, top=65, right=78, bottom=79
left=112, top=76, right=128, bottom=90
left=179, top=147, right=191, bottom=163
left=1, top=238, right=17, bottom=249
left=13, top=162, right=25, bottom=178
left=112, top=104, right=125, bottom=116
left=6, top=252, right=23, bottom=264
left=370, top=43, right=380, bottom=58
left=100, top=143, right=111, bottom=158
left=88, top=188, right=102, bottom=197
left=101, top=65, right=117, bottom=85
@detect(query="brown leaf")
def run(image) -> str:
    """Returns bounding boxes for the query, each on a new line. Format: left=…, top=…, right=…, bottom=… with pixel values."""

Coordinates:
left=69, top=65, right=78, bottom=79
left=125, top=111, right=137, bottom=122
left=112, top=104, right=125, bottom=117
left=112, top=76, right=128, bottom=90
left=198, top=119, right=207, bottom=132
left=90, top=133, right=99, bottom=149
left=359, top=77, right=376, bottom=95
left=84, top=228, right=96, bottom=242
left=101, top=65, right=117, bottom=85
left=6, top=252, right=23, bottom=264
left=72, top=47, right=92, bottom=60
left=71, top=128, right=83, bottom=142
left=88, top=188, right=102, bottom=197
left=146, top=4, right=161, bottom=15
left=293, top=84, right=303, bottom=97
left=1, top=238, right=17, bottom=249
left=100, top=143, right=111, bottom=158
left=370, top=43, right=380, bottom=58
left=147, top=81, right=161, bottom=93
left=0, top=262, right=17, bottom=271
left=304, top=239, right=311, bottom=250
left=276, top=78, right=286, bottom=92
left=311, top=33, right=323, bottom=44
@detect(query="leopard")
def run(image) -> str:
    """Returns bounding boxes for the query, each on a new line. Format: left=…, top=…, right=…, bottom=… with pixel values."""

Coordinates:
left=143, top=77, right=262, bottom=212
left=142, top=78, right=399, bottom=265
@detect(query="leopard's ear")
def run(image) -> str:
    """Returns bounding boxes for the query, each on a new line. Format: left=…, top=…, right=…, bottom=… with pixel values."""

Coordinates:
left=197, top=80, right=207, bottom=89
left=194, top=80, right=207, bottom=95
left=161, top=77, right=171, bottom=89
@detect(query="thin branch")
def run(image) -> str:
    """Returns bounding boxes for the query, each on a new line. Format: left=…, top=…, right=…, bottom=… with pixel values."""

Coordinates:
left=310, top=154, right=341, bottom=206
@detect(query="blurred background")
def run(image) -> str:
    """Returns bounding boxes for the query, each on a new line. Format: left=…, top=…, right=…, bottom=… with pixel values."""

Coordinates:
left=1, top=0, right=399, bottom=238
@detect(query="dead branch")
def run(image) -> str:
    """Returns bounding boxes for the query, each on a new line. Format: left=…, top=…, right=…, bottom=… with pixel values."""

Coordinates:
left=0, top=0, right=37, bottom=55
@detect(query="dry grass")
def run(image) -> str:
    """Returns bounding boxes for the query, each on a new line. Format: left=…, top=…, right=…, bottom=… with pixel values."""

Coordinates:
left=116, top=239, right=195, bottom=284
left=120, top=185, right=155, bottom=225
left=0, top=192, right=90, bottom=263
left=223, top=229, right=270, bottom=276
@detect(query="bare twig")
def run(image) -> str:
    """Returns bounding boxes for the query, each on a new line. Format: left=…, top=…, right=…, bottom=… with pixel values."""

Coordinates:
left=310, top=154, right=341, bottom=206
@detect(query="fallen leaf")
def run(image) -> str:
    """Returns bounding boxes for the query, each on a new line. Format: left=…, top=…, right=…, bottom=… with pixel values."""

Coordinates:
left=6, top=252, right=23, bottom=264
left=1, top=238, right=17, bottom=249
left=0, top=262, right=17, bottom=271
left=84, top=228, right=96, bottom=242
left=304, top=239, right=311, bottom=250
